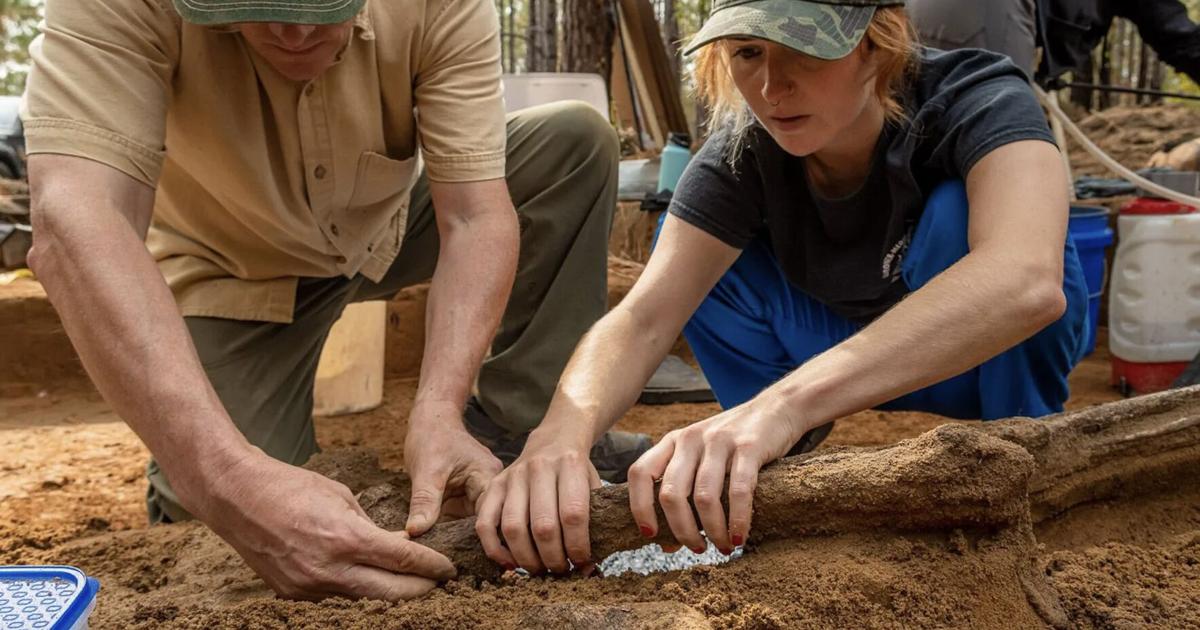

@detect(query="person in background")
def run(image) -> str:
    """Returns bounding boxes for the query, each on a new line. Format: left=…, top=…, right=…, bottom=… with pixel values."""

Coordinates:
left=910, top=0, right=1200, bottom=85
left=909, top=0, right=1038, bottom=74
left=472, top=0, right=1089, bottom=575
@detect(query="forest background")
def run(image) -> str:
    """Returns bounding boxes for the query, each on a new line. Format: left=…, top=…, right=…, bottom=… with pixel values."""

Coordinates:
left=2, top=0, right=1198, bottom=118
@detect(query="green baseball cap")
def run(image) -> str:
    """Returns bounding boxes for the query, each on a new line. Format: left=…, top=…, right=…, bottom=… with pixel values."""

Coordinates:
left=683, top=0, right=905, bottom=59
left=171, top=0, right=366, bottom=25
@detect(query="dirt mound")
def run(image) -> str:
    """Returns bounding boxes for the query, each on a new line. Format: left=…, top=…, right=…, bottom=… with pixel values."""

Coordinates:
left=12, top=389, right=1200, bottom=629
left=3, top=346, right=1189, bottom=629
left=1066, top=103, right=1200, bottom=178
left=25, top=510, right=1054, bottom=629
left=1046, top=533, right=1200, bottom=629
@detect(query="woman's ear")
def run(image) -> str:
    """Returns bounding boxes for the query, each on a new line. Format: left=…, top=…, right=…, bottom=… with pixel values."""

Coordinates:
left=855, top=38, right=882, bottom=75
left=856, top=38, right=876, bottom=62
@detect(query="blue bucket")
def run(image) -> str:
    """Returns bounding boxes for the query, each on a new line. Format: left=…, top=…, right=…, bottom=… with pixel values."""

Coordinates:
left=1068, top=205, right=1114, bottom=356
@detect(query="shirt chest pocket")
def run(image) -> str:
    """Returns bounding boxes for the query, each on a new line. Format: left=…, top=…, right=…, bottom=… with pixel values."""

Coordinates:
left=339, top=151, right=419, bottom=255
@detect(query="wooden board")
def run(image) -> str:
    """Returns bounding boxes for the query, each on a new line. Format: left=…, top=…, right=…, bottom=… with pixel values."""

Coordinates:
left=611, top=0, right=689, bottom=150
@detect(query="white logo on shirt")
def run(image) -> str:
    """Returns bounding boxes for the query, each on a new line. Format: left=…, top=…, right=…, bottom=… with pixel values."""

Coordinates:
left=881, top=229, right=913, bottom=281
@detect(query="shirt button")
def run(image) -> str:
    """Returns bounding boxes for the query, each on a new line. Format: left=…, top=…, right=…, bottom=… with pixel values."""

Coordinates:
left=305, top=84, right=315, bottom=96
left=314, top=165, right=327, bottom=179
left=330, top=223, right=340, bottom=236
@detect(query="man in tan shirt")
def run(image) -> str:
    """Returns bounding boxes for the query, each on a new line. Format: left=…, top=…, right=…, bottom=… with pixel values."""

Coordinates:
left=23, top=0, right=647, bottom=601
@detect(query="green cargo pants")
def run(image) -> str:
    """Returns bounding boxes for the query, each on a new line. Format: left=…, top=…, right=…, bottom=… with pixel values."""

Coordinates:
left=147, top=101, right=618, bottom=523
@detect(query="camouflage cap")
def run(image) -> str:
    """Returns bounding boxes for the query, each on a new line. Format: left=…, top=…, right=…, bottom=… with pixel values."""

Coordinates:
left=171, top=0, right=366, bottom=25
left=683, top=0, right=905, bottom=59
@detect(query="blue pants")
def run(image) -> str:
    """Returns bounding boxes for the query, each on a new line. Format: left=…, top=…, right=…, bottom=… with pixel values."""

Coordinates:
left=667, top=181, right=1089, bottom=420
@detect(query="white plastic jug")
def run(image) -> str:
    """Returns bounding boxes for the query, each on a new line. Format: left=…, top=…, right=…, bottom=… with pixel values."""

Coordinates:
left=314, top=301, right=387, bottom=416
left=1108, top=206, right=1200, bottom=372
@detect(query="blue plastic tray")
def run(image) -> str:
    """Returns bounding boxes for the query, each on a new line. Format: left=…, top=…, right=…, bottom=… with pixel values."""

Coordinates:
left=0, top=566, right=99, bottom=630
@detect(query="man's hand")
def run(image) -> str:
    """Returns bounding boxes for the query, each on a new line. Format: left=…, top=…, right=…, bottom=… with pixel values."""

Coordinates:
left=400, top=178, right=516, bottom=534
left=403, top=400, right=503, bottom=536
left=192, top=451, right=457, bottom=601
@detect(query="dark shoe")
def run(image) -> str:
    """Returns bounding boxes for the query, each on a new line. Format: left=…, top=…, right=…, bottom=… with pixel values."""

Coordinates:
left=785, top=421, right=835, bottom=457
left=588, top=430, right=653, bottom=484
left=638, top=355, right=716, bottom=405
left=462, top=398, right=529, bottom=465
left=463, top=398, right=652, bottom=483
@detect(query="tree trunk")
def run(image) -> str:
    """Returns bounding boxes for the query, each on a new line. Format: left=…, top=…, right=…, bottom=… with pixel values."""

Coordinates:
left=1137, top=42, right=1153, bottom=104
left=1098, top=31, right=1113, bottom=110
left=561, top=0, right=616, bottom=84
left=693, top=0, right=712, bottom=135
left=1070, top=50, right=1097, bottom=110
left=662, top=0, right=680, bottom=84
left=526, top=0, right=559, bottom=72
left=1149, top=53, right=1166, bottom=104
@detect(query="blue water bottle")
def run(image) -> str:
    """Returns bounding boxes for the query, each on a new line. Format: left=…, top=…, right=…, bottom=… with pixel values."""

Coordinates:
left=657, top=132, right=693, bottom=193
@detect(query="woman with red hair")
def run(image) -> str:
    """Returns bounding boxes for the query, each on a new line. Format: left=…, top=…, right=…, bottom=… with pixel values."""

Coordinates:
left=476, top=0, right=1088, bottom=575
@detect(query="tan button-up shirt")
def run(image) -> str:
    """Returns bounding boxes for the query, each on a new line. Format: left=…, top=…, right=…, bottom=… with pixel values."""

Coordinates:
left=22, top=0, right=507, bottom=322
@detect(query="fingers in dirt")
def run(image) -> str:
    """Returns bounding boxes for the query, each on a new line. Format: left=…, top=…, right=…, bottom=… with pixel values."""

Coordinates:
left=354, top=526, right=457, bottom=581
left=500, top=468, right=545, bottom=574
left=474, top=478, right=518, bottom=569
left=658, top=437, right=707, bottom=552
left=628, top=436, right=675, bottom=538
left=557, top=457, right=593, bottom=568
left=529, top=461, right=569, bottom=573
left=693, top=442, right=733, bottom=553
left=726, top=450, right=759, bottom=548
left=337, top=565, right=438, bottom=602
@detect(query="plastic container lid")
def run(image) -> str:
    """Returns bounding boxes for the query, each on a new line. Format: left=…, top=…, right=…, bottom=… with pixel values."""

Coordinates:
left=1120, top=197, right=1198, bottom=216
left=0, top=566, right=99, bottom=630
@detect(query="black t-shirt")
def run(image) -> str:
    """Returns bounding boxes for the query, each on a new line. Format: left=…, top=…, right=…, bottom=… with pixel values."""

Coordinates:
left=669, top=47, right=1057, bottom=324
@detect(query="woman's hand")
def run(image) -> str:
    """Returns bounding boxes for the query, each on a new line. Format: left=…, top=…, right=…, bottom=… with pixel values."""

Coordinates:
left=474, top=429, right=602, bottom=574
left=627, top=399, right=810, bottom=554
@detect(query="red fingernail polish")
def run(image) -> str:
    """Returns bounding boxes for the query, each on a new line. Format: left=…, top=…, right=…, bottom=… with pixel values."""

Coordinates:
left=639, top=524, right=654, bottom=538
left=503, top=563, right=516, bottom=572
left=732, top=535, right=744, bottom=546
left=691, top=546, right=706, bottom=554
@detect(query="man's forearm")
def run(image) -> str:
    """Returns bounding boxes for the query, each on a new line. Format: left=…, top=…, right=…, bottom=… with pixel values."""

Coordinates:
left=28, top=162, right=252, bottom=507
left=414, top=210, right=519, bottom=413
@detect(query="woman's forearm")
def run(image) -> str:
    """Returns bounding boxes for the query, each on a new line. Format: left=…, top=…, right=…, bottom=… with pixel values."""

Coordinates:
left=532, top=305, right=678, bottom=449
left=762, top=248, right=1066, bottom=432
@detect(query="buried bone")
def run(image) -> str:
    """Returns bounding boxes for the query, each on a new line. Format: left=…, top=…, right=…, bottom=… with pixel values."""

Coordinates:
left=349, top=388, right=1200, bottom=582
left=361, top=424, right=1037, bottom=581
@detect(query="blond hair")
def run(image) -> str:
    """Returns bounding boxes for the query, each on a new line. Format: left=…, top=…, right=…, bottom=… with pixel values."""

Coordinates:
left=693, top=6, right=920, bottom=162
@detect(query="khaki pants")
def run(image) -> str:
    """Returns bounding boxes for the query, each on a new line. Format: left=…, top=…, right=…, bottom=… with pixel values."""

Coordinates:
left=147, top=101, right=618, bottom=523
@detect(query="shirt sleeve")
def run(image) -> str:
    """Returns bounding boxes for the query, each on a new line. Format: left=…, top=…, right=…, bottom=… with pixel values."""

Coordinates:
left=21, top=0, right=179, bottom=186
left=1120, top=0, right=1200, bottom=84
left=923, top=52, right=1057, bottom=177
left=413, top=0, right=507, bottom=183
left=668, top=127, right=766, bottom=249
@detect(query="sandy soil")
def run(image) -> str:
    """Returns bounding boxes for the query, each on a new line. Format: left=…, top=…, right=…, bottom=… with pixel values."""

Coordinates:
left=4, top=248, right=1199, bottom=629
left=9, top=315, right=1198, bottom=629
